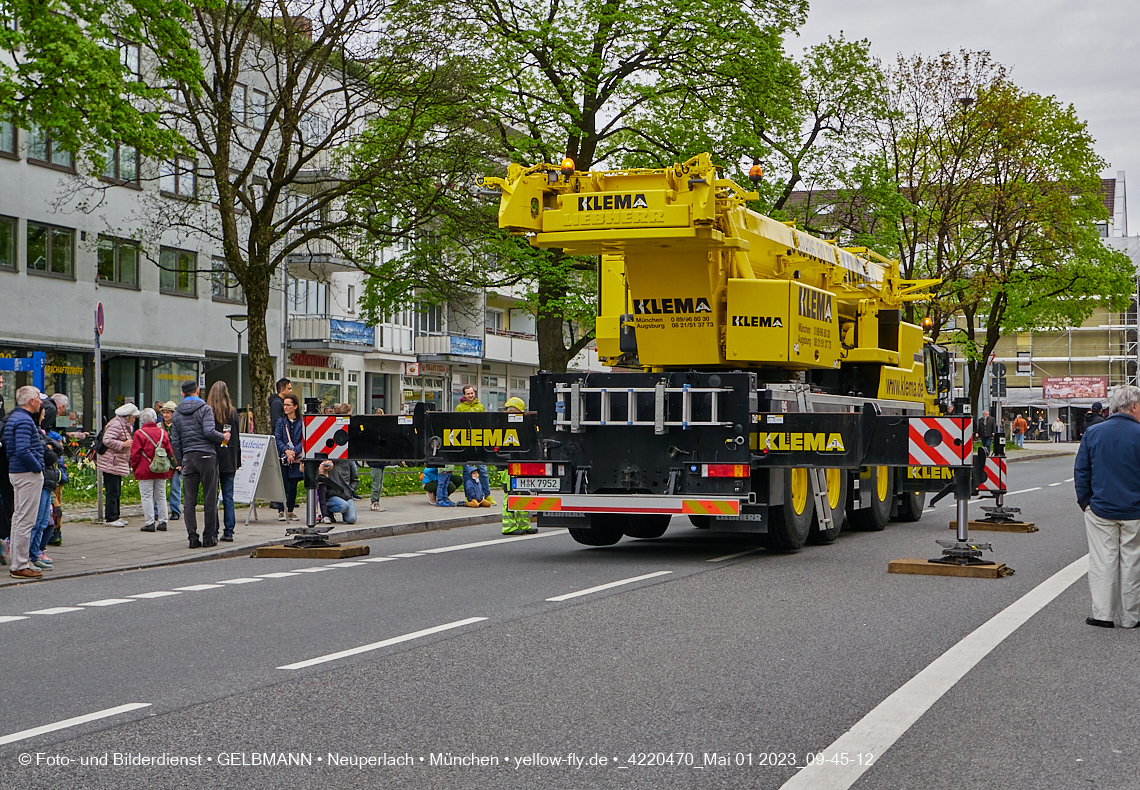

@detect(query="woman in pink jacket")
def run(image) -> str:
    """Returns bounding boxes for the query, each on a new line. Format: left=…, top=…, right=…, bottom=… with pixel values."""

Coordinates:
left=129, top=408, right=175, bottom=533
left=96, top=403, right=138, bottom=527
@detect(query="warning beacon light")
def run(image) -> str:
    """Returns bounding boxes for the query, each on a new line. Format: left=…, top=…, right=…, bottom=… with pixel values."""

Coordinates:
left=922, top=316, right=934, bottom=331
left=748, top=164, right=763, bottom=184
left=560, top=158, right=575, bottom=176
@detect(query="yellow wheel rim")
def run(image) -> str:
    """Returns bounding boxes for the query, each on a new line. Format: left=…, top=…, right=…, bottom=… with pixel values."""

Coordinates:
left=826, top=468, right=843, bottom=509
left=876, top=466, right=890, bottom=502
left=791, top=468, right=809, bottom=515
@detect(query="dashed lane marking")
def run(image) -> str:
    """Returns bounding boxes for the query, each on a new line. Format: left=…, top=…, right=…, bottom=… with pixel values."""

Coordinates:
left=0, top=615, right=29, bottom=623
left=24, top=607, right=84, bottom=615
left=292, top=567, right=333, bottom=573
left=1065, top=477, right=1074, bottom=482
left=389, top=553, right=425, bottom=558
left=173, top=584, right=225, bottom=591
left=216, top=578, right=263, bottom=585
left=324, top=562, right=366, bottom=568
left=359, top=557, right=398, bottom=563
left=546, top=571, right=673, bottom=602
left=707, top=548, right=765, bottom=563
left=418, top=530, right=566, bottom=554
left=129, top=591, right=181, bottom=599
left=78, top=599, right=136, bottom=607
left=0, top=703, right=152, bottom=747
left=1006, top=487, right=1042, bottom=496
left=257, top=572, right=301, bottom=578
left=1049, top=482, right=1063, bottom=487
left=277, top=617, right=488, bottom=670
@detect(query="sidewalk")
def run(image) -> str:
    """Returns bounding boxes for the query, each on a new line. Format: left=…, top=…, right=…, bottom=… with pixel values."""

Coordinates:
left=1004, top=440, right=1078, bottom=463
left=2, top=493, right=501, bottom=587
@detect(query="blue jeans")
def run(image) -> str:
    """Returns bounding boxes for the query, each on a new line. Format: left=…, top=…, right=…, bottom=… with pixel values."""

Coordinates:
left=169, top=470, right=182, bottom=517
left=219, top=472, right=236, bottom=533
left=30, top=488, right=52, bottom=559
left=1014, top=432, right=1025, bottom=448
left=463, top=464, right=490, bottom=499
left=326, top=496, right=357, bottom=524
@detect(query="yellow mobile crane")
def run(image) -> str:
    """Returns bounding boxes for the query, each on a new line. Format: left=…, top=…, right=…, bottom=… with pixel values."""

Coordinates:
left=477, top=155, right=957, bottom=550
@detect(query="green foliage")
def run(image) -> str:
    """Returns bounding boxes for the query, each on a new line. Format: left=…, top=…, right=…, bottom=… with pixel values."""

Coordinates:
left=0, top=0, right=198, bottom=168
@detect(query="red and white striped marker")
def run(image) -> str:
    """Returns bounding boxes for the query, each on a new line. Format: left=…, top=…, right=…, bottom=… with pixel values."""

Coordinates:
left=302, top=415, right=349, bottom=459
left=908, top=416, right=972, bottom=466
left=976, top=455, right=1007, bottom=492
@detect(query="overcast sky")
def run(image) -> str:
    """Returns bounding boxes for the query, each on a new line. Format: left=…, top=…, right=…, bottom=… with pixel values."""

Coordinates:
left=796, top=0, right=1140, bottom=233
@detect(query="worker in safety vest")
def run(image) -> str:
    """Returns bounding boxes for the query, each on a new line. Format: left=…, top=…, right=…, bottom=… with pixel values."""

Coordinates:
left=501, top=396, right=536, bottom=535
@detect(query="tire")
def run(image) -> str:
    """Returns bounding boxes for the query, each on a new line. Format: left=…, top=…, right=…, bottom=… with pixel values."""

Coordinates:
left=893, top=488, right=925, bottom=522
left=688, top=515, right=712, bottom=529
left=567, top=514, right=624, bottom=546
left=624, top=514, right=670, bottom=539
left=848, top=465, right=892, bottom=531
left=807, top=468, right=847, bottom=545
left=760, top=467, right=814, bottom=552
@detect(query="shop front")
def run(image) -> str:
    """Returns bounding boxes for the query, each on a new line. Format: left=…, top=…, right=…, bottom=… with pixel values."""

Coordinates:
left=1, top=347, right=92, bottom=429
left=403, top=361, right=449, bottom=412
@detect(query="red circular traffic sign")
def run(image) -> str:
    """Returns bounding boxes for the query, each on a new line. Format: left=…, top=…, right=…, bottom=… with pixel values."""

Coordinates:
left=96, top=303, right=104, bottom=335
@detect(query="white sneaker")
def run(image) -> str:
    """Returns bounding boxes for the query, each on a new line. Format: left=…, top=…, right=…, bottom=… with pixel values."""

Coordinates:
left=288, top=512, right=299, bottom=521
left=107, top=519, right=128, bottom=528
left=370, top=502, right=385, bottom=512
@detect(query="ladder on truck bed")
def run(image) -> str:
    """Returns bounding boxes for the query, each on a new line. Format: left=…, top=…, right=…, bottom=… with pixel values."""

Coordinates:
left=792, top=385, right=835, bottom=534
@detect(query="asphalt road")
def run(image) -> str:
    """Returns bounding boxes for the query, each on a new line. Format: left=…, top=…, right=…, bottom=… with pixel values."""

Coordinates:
left=3, top=453, right=1129, bottom=790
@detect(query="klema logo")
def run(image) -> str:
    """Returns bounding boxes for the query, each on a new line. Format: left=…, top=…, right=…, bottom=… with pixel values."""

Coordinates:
left=578, top=194, right=648, bottom=211
left=634, top=297, right=711, bottom=315
left=906, top=466, right=954, bottom=480
left=443, top=429, right=521, bottom=447
left=756, top=432, right=846, bottom=452
left=798, top=286, right=833, bottom=322
left=732, top=315, right=783, bottom=328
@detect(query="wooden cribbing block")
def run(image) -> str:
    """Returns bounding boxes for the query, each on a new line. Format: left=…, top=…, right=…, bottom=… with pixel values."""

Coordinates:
left=889, top=558, right=1014, bottom=578
left=948, top=520, right=1038, bottom=533
left=253, top=544, right=370, bottom=559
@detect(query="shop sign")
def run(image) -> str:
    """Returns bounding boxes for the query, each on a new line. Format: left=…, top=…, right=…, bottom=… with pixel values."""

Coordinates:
left=291, top=353, right=329, bottom=368
left=45, top=364, right=84, bottom=376
left=1042, top=376, right=1108, bottom=399
left=404, top=362, right=420, bottom=376
left=330, top=319, right=374, bottom=345
left=449, top=335, right=483, bottom=358
left=421, top=362, right=449, bottom=374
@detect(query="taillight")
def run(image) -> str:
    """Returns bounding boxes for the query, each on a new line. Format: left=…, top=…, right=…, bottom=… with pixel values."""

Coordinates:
left=509, top=463, right=553, bottom=476
left=702, top=464, right=748, bottom=478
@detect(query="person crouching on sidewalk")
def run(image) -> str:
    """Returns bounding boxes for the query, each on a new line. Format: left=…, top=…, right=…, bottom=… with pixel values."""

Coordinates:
left=463, top=468, right=493, bottom=508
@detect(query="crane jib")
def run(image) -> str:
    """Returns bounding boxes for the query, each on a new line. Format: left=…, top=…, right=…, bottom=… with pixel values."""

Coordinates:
left=790, top=228, right=883, bottom=285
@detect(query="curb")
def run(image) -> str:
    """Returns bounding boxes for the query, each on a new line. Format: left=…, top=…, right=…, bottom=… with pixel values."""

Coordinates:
left=1, top=513, right=502, bottom=587
left=1005, top=450, right=1076, bottom=464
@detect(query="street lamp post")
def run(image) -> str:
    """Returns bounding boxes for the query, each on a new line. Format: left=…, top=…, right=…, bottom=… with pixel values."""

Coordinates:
left=227, top=314, right=248, bottom=411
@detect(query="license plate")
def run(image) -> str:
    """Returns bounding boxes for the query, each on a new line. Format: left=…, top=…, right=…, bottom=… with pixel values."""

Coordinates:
left=512, top=477, right=560, bottom=491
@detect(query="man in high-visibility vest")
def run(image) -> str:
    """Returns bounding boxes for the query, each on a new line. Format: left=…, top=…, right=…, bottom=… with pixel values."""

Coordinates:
left=500, top=396, right=536, bottom=535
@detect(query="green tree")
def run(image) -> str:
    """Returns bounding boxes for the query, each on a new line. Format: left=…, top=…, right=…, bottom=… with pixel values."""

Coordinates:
left=0, top=0, right=198, bottom=166
left=365, top=0, right=809, bottom=372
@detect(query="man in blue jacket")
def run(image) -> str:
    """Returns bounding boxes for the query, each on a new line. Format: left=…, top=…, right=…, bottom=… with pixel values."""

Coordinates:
left=5, top=386, right=45, bottom=580
left=1074, top=385, right=1140, bottom=628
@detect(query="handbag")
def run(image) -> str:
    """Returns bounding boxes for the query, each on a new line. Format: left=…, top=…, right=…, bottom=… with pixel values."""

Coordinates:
left=145, top=430, right=172, bottom=474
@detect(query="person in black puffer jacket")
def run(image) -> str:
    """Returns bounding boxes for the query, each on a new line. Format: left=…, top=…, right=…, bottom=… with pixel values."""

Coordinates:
left=28, top=426, right=63, bottom=569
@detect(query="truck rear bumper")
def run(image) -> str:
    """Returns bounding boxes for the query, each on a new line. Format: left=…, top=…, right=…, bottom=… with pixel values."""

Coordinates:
left=507, top=494, right=743, bottom=516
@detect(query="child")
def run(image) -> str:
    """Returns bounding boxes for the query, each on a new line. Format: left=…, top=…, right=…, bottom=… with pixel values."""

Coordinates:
left=464, top=468, right=493, bottom=508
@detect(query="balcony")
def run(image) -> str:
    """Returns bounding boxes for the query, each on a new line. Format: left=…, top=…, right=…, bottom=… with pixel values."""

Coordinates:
left=483, top=329, right=539, bottom=365
left=415, top=334, right=483, bottom=360
left=289, top=317, right=376, bottom=350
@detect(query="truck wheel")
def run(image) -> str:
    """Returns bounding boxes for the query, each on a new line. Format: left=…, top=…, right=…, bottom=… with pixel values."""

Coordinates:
left=760, top=467, right=814, bottom=551
left=688, top=515, right=712, bottom=529
left=807, top=468, right=847, bottom=545
left=893, top=489, right=925, bottom=522
left=568, top=514, right=624, bottom=546
left=624, top=514, right=670, bottom=539
left=849, top=466, right=892, bottom=531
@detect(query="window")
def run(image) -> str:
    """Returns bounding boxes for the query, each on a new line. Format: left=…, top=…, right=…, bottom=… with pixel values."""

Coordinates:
left=347, top=285, right=356, bottom=314
left=103, top=144, right=139, bottom=184
left=0, top=121, right=14, bottom=157
left=231, top=83, right=247, bottom=125
left=160, top=157, right=196, bottom=198
left=96, top=237, right=138, bottom=287
left=0, top=215, right=14, bottom=270
left=415, top=302, right=443, bottom=334
left=212, top=258, right=244, bottom=303
left=26, top=126, right=72, bottom=169
left=160, top=247, right=197, bottom=296
left=119, top=41, right=140, bottom=79
left=288, top=277, right=327, bottom=316
left=250, top=89, right=267, bottom=130
left=485, top=309, right=503, bottom=332
left=26, top=222, right=73, bottom=278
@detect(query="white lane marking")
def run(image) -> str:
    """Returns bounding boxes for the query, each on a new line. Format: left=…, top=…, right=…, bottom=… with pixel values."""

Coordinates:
left=0, top=702, right=152, bottom=747
left=707, top=548, right=765, bottom=563
left=25, top=607, right=85, bottom=615
left=780, top=554, right=1089, bottom=790
left=359, top=557, right=398, bottom=563
left=174, top=584, right=225, bottom=591
left=418, top=530, right=566, bottom=554
left=546, top=571, right=674, bottom=602
left=216, top=578, right=262, bottom=585
left=325, top=562, right=366, bottom=568
left=292, top=567, right=333, bottom=573
left=1065, top=477, right=1074, bottom=482
left=1049, top=482, right=1063, bottom=487
left=129, top=591, right=181, bottom=599
left=257, top=572, right=301, bottom=579
left=0, top=615, right=29, bottom=623
left=78, top=599, right=136, bottom=607
left=1006, top=487, right=1042, bottom=496
left=389, top=553, right=425, bottom=558
left=924, top=508, right=936, bottom=513
left=278, top=617, right=488, bottom=670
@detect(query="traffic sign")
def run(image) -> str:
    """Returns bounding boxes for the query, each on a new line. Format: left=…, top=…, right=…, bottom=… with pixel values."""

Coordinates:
left=96, top=303, right=104, bottom=335
left=991, top=362, right=1006, bottom=377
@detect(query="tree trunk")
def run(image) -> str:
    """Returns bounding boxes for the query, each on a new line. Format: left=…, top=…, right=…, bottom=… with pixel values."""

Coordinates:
left=536, top=275, right=573, bottom=373
left=243, top=272, right=276, bottom=436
